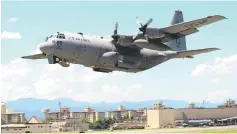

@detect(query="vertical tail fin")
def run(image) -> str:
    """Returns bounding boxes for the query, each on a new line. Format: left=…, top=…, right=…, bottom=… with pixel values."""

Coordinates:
left=182, top=112, right=189, bottom=123
left=165, top=10, right=187, bottom=51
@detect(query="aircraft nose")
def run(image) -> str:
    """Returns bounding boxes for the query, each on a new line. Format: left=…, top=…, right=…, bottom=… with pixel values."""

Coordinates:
left=39, top=42, right=56, bottom=55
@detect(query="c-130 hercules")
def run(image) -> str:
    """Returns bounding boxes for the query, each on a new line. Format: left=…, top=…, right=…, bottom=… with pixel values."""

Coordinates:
left=22, top=10, right=226, bottom=73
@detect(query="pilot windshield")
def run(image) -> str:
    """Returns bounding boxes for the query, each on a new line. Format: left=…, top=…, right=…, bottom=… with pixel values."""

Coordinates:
left=57, top=33, right=65, bottom=39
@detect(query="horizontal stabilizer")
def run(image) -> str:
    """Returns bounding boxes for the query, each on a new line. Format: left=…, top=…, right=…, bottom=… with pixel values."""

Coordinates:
left=21, top=53, right=46, bottom=60
left=175, top=48, right=220, bottom=58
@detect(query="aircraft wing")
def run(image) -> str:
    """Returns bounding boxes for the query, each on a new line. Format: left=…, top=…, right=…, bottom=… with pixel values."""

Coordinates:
left=174, top=48, right=220, bottom=58
left=21, top=53, right=46, bottom=59
left=157, top=15, right=226, bottom=42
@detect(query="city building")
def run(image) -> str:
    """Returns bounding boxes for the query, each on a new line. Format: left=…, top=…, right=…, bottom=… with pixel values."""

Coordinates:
left=1, top=124, right=27, bottom=133
left=43, top=107, right=70, bottom=121
left=147, top=100, right=237, bottom=128
left=43, top=106, right=104, bottom=123
left=1, top=102, right=6, bottom=114
left=106, top=110, right=122, bottom=120
left=70, top=112, right=88, bottom=121
left=95, top=112, right=106, bottom=121
left=137, top=107, right=147, bottom=122
left=118, top=105, right=125, bottom=111
left=1, top=116, right=53, bottom=133
left=1, top=102, right=26, bottom=124
left=138, top=106, right=147, bottom=116
left=84, top=106, right=94, bottom=112
left=51, top=119, right=89, bottom=132
left=217, top=99, right=237, bottom=108
left=106, top=105, right=147, bottom=122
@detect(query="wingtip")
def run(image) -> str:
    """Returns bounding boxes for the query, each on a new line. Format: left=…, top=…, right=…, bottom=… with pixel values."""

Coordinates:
left=217, top=15, right=227, bottom=19
left=213, top=48, right=221, bottom=51
left=220, top=15, right=227, bottom=19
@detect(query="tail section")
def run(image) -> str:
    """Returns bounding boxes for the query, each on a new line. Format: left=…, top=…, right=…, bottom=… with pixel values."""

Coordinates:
left=165, top=10, right=187, bottom=51
left=182, top=112, right=189, bottom=123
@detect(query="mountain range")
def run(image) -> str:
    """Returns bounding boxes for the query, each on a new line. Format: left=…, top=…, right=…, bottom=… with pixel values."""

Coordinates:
left=4, top=98, right=231, bottom=120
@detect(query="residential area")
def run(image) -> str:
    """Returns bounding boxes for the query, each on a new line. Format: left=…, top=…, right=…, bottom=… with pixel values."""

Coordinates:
left=1, top=99, right=237, bottom=133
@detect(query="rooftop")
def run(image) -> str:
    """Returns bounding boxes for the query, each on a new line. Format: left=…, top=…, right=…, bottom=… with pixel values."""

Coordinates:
left=1, top=124, right=26, bottom=128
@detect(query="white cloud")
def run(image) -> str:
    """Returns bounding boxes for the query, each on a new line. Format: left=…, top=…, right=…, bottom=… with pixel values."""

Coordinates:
left=8, top=17, right=18, bottom=23
left=211, top=78, right=220, bottom=84
left=1, top=31, right=22, bottom=40
left=206, top=90, right=237, bottom=103
left=191, top=54, right=237, bottom=78
left=0, top=57, right=132, bottom=102
left=1, top=53, right=236, bottom=103
left=1, top=56, right=150, bottom=102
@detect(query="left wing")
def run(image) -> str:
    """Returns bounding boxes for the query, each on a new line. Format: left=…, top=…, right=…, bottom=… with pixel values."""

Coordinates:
left=21, top=53, right=46, bottom=59
left=161, top=15, right=226, bottom=34
left=155, top=15, right=226, bottom=43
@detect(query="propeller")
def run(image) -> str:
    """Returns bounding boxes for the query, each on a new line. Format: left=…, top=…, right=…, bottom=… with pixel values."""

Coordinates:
left=111, top=22, right=119, bottom=43
left=136, top=17, right=153, bottom=35
left=133, top=17, right=153, bottom=41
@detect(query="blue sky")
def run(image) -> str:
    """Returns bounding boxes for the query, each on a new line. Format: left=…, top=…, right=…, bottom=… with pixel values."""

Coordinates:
left=1, top=1, right=237, bottom=103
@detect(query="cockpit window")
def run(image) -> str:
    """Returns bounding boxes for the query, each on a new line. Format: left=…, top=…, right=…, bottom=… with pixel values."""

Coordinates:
left=57, top=33, right=65, bottom=39
left=77, top=32, right=83, bottom=35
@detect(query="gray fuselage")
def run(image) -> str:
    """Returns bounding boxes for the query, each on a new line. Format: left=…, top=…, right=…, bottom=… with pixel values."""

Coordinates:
left=47, top=32, right=171, bottom=73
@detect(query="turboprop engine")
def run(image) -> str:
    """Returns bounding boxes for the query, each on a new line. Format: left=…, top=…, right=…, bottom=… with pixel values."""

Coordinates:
left=116, top=35, right=134, bottom=46
left=99, top=51, right=123, bottom=66
left=99, top=52, right=138, bottom=69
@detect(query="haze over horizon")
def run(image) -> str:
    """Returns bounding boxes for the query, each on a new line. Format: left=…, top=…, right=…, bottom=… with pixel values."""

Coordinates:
left=1, top=1, right=237, bottom=103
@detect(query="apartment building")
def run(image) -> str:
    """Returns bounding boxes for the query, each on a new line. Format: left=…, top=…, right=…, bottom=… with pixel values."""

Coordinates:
left=43, top=106, right=105, bottom=123
left=1, top=102, right=26, bottom=124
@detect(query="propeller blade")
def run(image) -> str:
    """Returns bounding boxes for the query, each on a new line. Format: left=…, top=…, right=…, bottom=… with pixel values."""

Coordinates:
left=144, top=18, right=153, bottom=27
left=114, top=22, right=118, bottom=35
left=112, top=22, right=120, bottom=43
left=136, top=17, right=153, bottom=35
left=136, top=17, right=143, bottom=27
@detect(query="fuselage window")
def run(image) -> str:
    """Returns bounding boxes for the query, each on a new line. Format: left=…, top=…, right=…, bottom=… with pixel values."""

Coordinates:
left=57, top=41, right=62, bottom=45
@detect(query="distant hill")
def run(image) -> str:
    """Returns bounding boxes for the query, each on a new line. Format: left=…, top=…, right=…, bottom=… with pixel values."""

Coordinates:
left=5, top=98, right=229, bottom=120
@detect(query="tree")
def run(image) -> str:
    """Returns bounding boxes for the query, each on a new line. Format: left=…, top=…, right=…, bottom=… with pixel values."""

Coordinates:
left=89, top=118, right=116, bottom=130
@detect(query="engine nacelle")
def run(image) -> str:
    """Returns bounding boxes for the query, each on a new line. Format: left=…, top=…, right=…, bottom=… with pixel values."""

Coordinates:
left=116, top=60, right=137, bottom=69
left=146, top=28, right=166, bottom=39
left=99, top=52, right=123, bottom=66
left=134, top=39, right=172, bottom=51
left=117, top=35, right=134, bottom=46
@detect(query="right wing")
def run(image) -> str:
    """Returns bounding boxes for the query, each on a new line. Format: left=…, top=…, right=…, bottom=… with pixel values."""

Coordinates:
left=174, top=48, right=220, bottom=58
left=21, top=53, right=46, bottom=60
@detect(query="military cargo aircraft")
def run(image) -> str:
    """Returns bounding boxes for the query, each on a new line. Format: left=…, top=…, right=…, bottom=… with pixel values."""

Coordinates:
left=21, top=10, right=226, bottom=73
left=181, top=112, right=214, bottom=127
